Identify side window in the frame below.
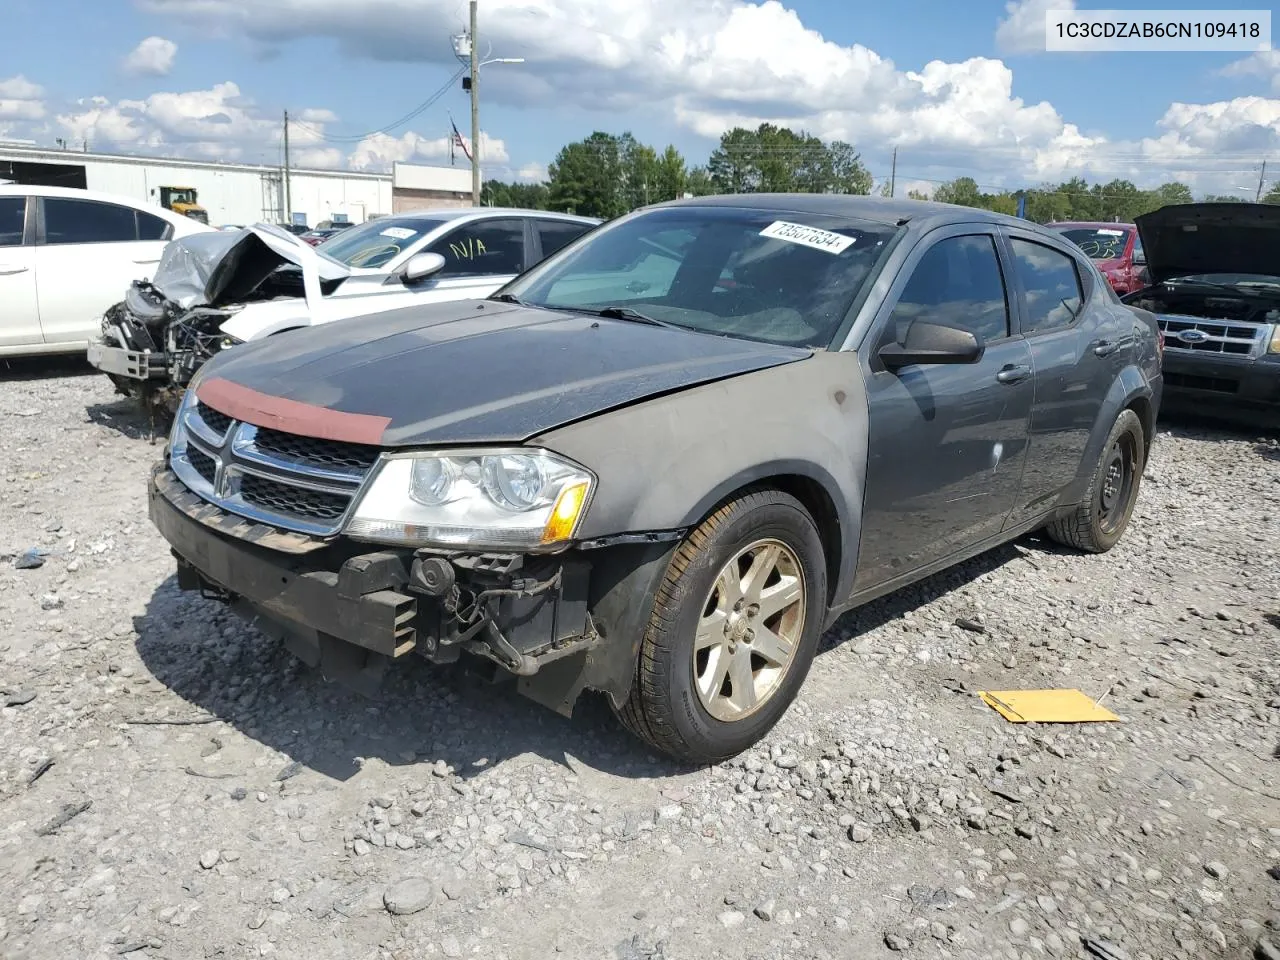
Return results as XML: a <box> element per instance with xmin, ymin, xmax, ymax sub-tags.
<box><xmin>427</xmin><ymin>219</ymin><xmax>525</xmax><ymax>277</ymax></box>
<box><xmin>888</xmin><ymin>234</ymin><xmax>1009</xmax><ymax>344</ymax></box>
<box><xmin>1132</xmin><ymin>234</ymin><xmax>1144</xmax><ymax>263</ymax></box>
<box><xmin>43</xmin><ymin>198</ymin><xmax>139</xmax><ymax>245</ymax></box>
<box><xmin>1010</xmin><ymin>238</ymin><xmax>1083</xmax><ymax>335</ymax></box>
<box><xmin>0</xmin><ymin>197</ymin><xmax>25</xmax><ymax>247</ymax></box>
<box><xmin>137</xmin><ymin>210</ymin><xmax>173</xmax><ymax>241</ymax></box>
<box><xmin>536</xmin><ymin>219</ymin><xmax>590</xmax><ymax>258</ymax></box>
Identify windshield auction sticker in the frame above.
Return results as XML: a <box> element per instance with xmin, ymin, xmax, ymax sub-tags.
<box><xmin>759</xmin><ymin>221</ymin><xmax>856</xmax><ymax>255</ymax></box>
<box><xmin>1045</xmin><ymin>9</ymin><xmax>1270</xmax><ymax>51</ymax></box>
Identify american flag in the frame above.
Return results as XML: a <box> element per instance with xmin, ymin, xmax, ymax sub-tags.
<box><xmin>450</xmin><ymin>117</ymin><xmax>473</xmax><ymax>162</ymax></box>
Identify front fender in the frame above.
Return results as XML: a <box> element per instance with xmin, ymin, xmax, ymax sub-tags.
<box><xmin>535</xmin><ymin>352</ymin><xmax>869</xmax><ymax>604</ymax></box>
<box><xmin>218</xmin><ymin>301</ymin><xmax>314</xmax><ymax>342</ymax></box>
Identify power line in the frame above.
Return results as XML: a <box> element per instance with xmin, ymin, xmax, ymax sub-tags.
<box><xmin>288</xmin><ymin>66</ymin><xmax>466</xmax><ymax>144</ymax></box>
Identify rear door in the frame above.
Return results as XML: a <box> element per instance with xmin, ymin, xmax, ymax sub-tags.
<box><xmin>532</xmin><ymin>217</ymin><xmax>593</xmax><ymax>263</ymax></box>
<box><xmin>855</xmin><ymin>229</ymin><xmax>1034</xmax><ymax>591</ymax></box>
<box><xmin>0</xmin><ymin>196</ymin><xmax>41</xmax><ymax>348</ymax></box>
<box><xmin>35</xmin><ymin>196</ymin><xmax>168</xmax><ymax>344</ymax></box>
<box><xmin>1001</xmin><ymin>228</ymin><xmax>1121</xmax><ymax>527</ymax></box>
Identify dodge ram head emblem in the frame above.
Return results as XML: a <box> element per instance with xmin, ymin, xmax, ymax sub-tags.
<box><xmin>1175</xmin><ymin>329</ymin><xmax>1210</xmax><ymax>344</ymax></box>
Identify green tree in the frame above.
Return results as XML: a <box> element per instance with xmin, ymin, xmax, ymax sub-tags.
<box><xmin>825</xmin><ymin>141</ymin><xmax>873</xmax><ymax>195</ymax></box>
<box><xmin>1153</xmin><ymin>181</ymin><xmax>1193</xmax><ymax>206</ymax></box>
<box><xmin>546</xmin><ymin>132</ymin><xmax>625</xmax><ymax>219</ymax></box>
<box><xmin>1203</xmin><ymin>193</ymin><xmax>1247</xmax><ymax>202</ymax></box>
<box><xmin>932</xmin><ymin>177</ymin><xmax>983</xmax><ymax>207</ymax></box>
<box><xmin>1264</xmin><ymin>182</ymin><xmax>1280</xmax><ymax>204</ymax></box>
<box><xmin>619</xmin><ymin>134</ymin><xmax>660</xmax><ymax>210</ymax></box>
<box><xmin>653</xmin><ymin>145</ymin><xmax>688</xmax><ymax>202</ymax></box>
<box><xmin>685</xmin><ymin>165</ymin><xmax>715</xmax><ymax>197</ymax></box>
<box><xmin>906</xmin><ymin>188</ymin><xmax>930</xmax><ymax>201</ymax></box>
<box><xmin>480</xmin><ymin>180</ymin><xmax>549</xmax><ymax>209</ymax></box>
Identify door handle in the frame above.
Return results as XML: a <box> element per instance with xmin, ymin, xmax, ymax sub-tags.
<box><xmin>1092</xmin><ymin>339</ymin><xmax>1120</xmax><ymax>358</ymax></box>
<box><xmin>996</xmin><ymin>364</ymin><xmax>1031</xmax><ymax>385</ymax></box>
<box><xmin>0</xmin><ymin>265</ymin><xmax>29</xmax><ymax>275</ymax></box>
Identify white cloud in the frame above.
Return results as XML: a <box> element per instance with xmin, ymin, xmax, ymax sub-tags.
<box><xmin>1220</xmin><ymin>50</ymin><xmax>1280</xmax><ymax>93</ymax></box>
<box><xmin>0</xmin><ymin>75</ymin><xmax>46</xmax><ymax>121</ymax></box>
<box><xmin>348</xmin><ymin>130</ymin><xmax>509</xmax><ymax>172</ymax></box>
<box><xmin>516</xmin><ymin>162</ymin><xmax>549</xmax><ymax>183</ymax></box>
<box><xmin>995</xmin><ymin>0</ymin><xmax>1073</xmax><ymax>55</ymax></box>
<box><xmin>124</xmin><ymin>36</ymin><xmax>178</xmax><ymax>76</ymax></box>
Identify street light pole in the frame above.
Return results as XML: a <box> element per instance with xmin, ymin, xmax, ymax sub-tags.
<box><xmin>469</xmin><ymin>0</ymin><xmax>480</xmax><ymax>207</ymax></box>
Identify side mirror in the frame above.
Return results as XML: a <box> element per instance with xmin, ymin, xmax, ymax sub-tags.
<box><xmin>402</xmin><ymin>252</ymin><xmax>447</xmax><ymax>283</ymax></box>
<box><xmin>879</xmin><ymin>320</ymin><xmax>983</xmax><ymax>371</ymax></box>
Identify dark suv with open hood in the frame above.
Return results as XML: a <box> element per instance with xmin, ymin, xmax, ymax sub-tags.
<box><xmin>147</xmin><ymin>195</ymin><xmax>1162</xmax><ymax>763</ymax></box>
<box><xmin>1121</xmin><ymin>202</ymin><xmax>1280</xmax><ymax>424</ymax></box>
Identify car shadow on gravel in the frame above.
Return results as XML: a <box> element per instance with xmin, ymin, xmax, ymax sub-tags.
<box><xmin>134</xmin><ymin>537</ymin><xmax>1038</xmax><ymax>787</ymax></box>
<box><xmin>134</xmin><ymin>577</ymin><xmax>678</xmax><ymax>786</ymax></box>
<box><xmin>0</xmin><ymin>355</ymin><xmax>96</xmax><ymax>381</ymax></box>
<box><xmin>86</xmin><ymin>397</ymin><xmax>166</xmax><ymax>442</ymax></box>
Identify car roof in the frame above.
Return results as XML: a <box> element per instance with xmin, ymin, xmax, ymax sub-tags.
<box><xmin>1046</xmin><ymin>220</ymin><xmax>1135</xmax><ymax>229</ymax></box>
<box><xmin>381</xmin><ymin>207</ymin><xmax>601</xmax><ymax>225</ymax></box>
<box><xmin>0</xmin><ymin>183</ymin><xmax>189</xmax><ymax>220</ymax></box>
<box><xmin>650</xmin><ymin>193</ymin><xmax>1044</xmax><ymax>233</ymax></box>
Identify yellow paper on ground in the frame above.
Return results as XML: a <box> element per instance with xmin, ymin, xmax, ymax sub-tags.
<box><xmin>978</xmin><ymin>689</ymin><xmax>1119</xmax><ymax>723</ymax></box>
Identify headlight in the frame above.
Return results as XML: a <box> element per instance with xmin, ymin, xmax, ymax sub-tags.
<box><xmin>345</xmin><ymin>448</ymin><xmax>594</xmax><ymax>551</ymax></box>
<box><xmin>1269</xmin><ymin>324</ymin><xmax>1280</xmax><ymax>355</ymax></box>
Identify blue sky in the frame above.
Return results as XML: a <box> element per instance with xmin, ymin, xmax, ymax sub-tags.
<box><xmin>1</xmin><ymin>0</ymin><xmax>1277</xmax><ymax>197</ymax></box>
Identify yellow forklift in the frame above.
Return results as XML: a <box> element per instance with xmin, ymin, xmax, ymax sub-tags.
<box><xmin>157</xmin><ymin>185</ymin><xmax>209</xmax><ymax>224</ymax></box>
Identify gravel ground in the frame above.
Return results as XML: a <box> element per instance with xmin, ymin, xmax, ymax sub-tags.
<box><xmin>1</xmin><ymin>358</ymin><xmax>1278</xmax><ymax>960</ymax></box>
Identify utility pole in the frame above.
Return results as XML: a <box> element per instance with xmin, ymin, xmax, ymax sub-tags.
<box><xmin>469</xmin><ymin>0</ymin><xmax>481</xmax><ymax>206</ymax></box>
<box><xmin>1256</xmin><ymin>160</ymin><xmax>1267</xmax><ymax>202</ymax></box>
<box><xmin>282</xmin><ymin>110</ymin><xmax>293</xmax><ymax>224</ymax></box>
<box><xmin>889</xmin><ymin>147</ymin><xmax>897</xmax><ymax>198</ymax></box>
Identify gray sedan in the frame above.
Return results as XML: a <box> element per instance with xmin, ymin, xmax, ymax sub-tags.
<box><xmin>147</xmin><ymin>194</ymin><xmax>1163</xmax><ymax>763</ymax></box>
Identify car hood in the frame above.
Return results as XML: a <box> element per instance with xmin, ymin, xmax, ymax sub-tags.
<box><xmin>193</xmin><ymin>301</ymin><xmax>812</xmax><ymax>447</ymax></box>
<box><xmin>151</xmin><ymin>223</ymin><xmax>351</xmax><ymax>312</ymax></box>
<box><xmin>1134</xmin><ymin>203</ymin><xmax>1280</xmax><ymax>284</ymax></box>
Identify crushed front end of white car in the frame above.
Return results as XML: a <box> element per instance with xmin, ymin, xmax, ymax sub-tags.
<box><xmin>87</xmin><ymin>223</ymin><xmax>346</xmax><ymax>415</ymax></box>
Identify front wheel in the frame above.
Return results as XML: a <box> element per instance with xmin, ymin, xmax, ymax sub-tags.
<box><xmin>1046</xmin><ymin>408</ymin><xmax>1145</xmax><ymax>553</ymax></box>
<box><xmin>615</xmin><ymin>488</ymin><xmax>827</xmax><ymax>764</ymax></box>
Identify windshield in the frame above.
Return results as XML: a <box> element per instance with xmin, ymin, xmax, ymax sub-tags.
<box><xmin>317</xmin><ymin>216</ymin><xmax>446</xmax><ymax>269</ymax></box>
<box><xmin>502</xmin><ymin>206</ymin><xmax>900</xmax><ymax>348</ymax></box>
<box><xmin>1050</xmin><ymin>226</ymin><xmax>1132</xmax><ymax>261</ymax></box>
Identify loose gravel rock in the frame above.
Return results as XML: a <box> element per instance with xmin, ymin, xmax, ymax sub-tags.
<box><xmin>0</xmin><ymin>362</ymin><xmax>1278</xmax><ymax>960</ymax></box>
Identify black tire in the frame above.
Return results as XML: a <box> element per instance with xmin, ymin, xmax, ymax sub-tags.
<box><xmin>616</xmin><ymin>488</ymin><xmax>827</xmax><ymax>764</ymax></box>
<box><xmin>1046</xmin><ymin>408</ymin><xmax>1145</xmax><ymax>553</ymax></box>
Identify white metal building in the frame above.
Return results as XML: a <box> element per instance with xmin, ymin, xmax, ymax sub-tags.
<box><xmin>0</xmin><ymin>144</ymin><xmax>475</xmax><ymax>227</ymax></box>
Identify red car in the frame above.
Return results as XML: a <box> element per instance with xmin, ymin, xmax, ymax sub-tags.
<box><xmin>1046</xmin><ymin>221</ymin><xmax>1149</xmax><ymax>295</ymax></box>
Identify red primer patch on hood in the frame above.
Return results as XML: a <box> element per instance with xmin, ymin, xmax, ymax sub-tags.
<box><xmin>196</xmin><ymin>377</ymin><xmax>391</xmax><ymax>446</ymax></box>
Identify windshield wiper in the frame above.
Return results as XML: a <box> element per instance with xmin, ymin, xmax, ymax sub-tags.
<box><xmin>489</xmin><ymin>292</ymin><xmax>526</xmax><ymax>305</ymax></box>
<box><xmin>1163</xmin><ymin>278</ymin><xmax>1247</xmax><ymax>294</ymax></box>
<box><xmin>595</xmin><ymin>306</ymin><xmax>684</xmax><ymax>330</ymax></box>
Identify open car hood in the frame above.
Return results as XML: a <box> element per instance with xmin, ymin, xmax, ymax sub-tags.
<box><xmin>1134</xmin><ymin>203</ymin><xmax>1280</xmax><ymax>284</ymax></box>
<box><xmin>149</xmin><ymin>223</ymin><xmax>351</xmax><ymax>311</ymax></box>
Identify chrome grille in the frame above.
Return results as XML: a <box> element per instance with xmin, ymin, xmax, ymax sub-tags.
<box><xmin>169</xmin><ymin>398</ymin><xmax>381</xmax><ymax>537</ymax></box>
<box><xmin>1156</xmin><ymin>314</ymin><xmax>1269</xmax><ymax>357</ymax></box>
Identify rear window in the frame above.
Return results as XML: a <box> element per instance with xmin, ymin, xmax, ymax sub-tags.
<box><xmin>317</xmin><ymin>216</ymin><xmax>447</xmax><ymax>269</ymax></box>
<box><xmin>1050</xmin><ymin>226</ymin><xmax>1131</xmax><ymax>261</ymax></box>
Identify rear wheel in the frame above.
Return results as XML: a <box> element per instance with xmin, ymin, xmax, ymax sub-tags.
<box><xmin>1046</xmin><ymin>408</ymin><xmax>1145</xmax><ymax>553</ymax></box>
<box><xmin>616</xmin><ymin>489</ymin><xmax>827</xmax><ymax>764</ymax></box>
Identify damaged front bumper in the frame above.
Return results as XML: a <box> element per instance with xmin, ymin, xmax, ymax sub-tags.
<box><xmin>86</xmin><ymin>340</ymin><xmax>173</xmax><ymax>381</ymax></box>
<box><xmin>147</xmin><ymin>463</ymin><xmax>606</xmax><ymax>705</ymax></box>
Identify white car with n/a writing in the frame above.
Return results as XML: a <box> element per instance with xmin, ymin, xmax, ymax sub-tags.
<box><xmin>0</xmin><ymin>185</ymin><xmax>213</xmax><ymax>358</ymax></box>
<box><xmin>86</xmin><ymin>207</ymin><xmax>600</xmax><ymax>411</ymax></box>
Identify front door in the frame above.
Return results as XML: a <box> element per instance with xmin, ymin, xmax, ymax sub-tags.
<box><xmin>0</xmin><ymin>195</ymin><xmax>41</xmax><ymax>348</ymax></box>
<box><xmin>35</xmin><ymin>196</ymin><xmax>165</xmax><ymax>344</ymax></box>
<box><xmin>854</xmin><ymin>230</ymin><xmax>1034</xmax><ymax>593</ymax></box>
